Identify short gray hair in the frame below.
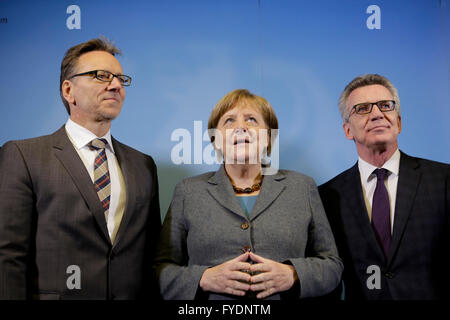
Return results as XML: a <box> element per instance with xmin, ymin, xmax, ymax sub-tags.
<box><xmin>338</xmin><ymin>74</ymin><xmax>401</xmax><ymax>122</ymax></box>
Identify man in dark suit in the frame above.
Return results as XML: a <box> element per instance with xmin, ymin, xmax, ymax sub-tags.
<box><xmin>319</xmin><ymin>74</ymin><xmax>449</xmax><ymax>300</ymax></box>
<box><xmin>0</xmin><ymin>38</ymin><xmax>161</xmax><ymax>299</ymax></box>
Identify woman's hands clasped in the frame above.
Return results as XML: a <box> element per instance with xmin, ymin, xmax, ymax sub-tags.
<box><xmin>247</xmin><ymin>252</ymin><xmax>299</xmax><ymax>299</ymax></box>
<box><xmin>199</xmin><ymin>252</ymin><xmax>252</xmax><ymax>296</ymax></box>
<box><xmin>199</xmin><ymin>251</ymin><xmax>299</xmax><ymax>298</ymax></box>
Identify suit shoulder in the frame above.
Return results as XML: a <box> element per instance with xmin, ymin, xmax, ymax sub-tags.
<box><xmin>113</xmin><ymin>139</ymin><xmax>156</xmax><ymax>164</ymax></box>
<box><xmin>2</xmin><ymin>133</ymin><xmax>54</xmax><ymax>148</ymax></box>
<box><xmin>400</xmin><ymin>152</ymin><xmax>449</xmax><ymax>176</ymax></box>
<box><xmin>277</xmin><ymin>169</ymin><xmax>316</xmax><ymax>186</ymax></box>
<box><xmin>319</xmin><ymin>166</ymin><xmax>355</xmax><ymax>191</ymax></box>
<box><xmin>113</xmin><ymin>139</ymin><xmax>147</xmax><ymax>156</ymax></box>
<box><xmin>180</xmin><ymin>171</ymin><xmax>216</xmax><ymax>185</ymax></box>
<box><xmin>1</xmin><ymin>133</ymin><xmax>55</xmax><ymax>157</ymax></box>
<box><xmin>414</xmin><ymin>156</ymin><xmax>449</xmax><ymax>171</ymax></box>
<box><xmin>170</xmin><ymin>171</ymin><xmax>216</xmax><ymax>196</ymax></box>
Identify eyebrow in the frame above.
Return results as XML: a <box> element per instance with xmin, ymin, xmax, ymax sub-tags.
<box><xmin>224</xmin><ymin>111</ymin><xmax>259</xmax><ymax>117</ymax></box>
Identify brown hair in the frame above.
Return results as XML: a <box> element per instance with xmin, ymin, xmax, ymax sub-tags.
<box><xmin>208</xmin><ymin>89</ymin><xmax>279</xmax><ymax>155</ymax></box>
<box><xmin>59</xmin><ymin>37</ymin><xmax>121</xmax><ymax>114</ymax></box>
<box><xmin>338</xmin><ymin>74</ymin><xmax>401</xmax><ymax>122</ymax></box>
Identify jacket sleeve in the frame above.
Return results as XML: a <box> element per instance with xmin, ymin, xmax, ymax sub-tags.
<box><xmin>287</xmin><ymin>177</ymin><xmax>344</xmax><ymax>298</ymax></box>
<box><xmin>0</xmin><ymin>141</ymin><xmax>34</xmax><ymax>299</ymax></box>
<box><xmin>142</xmin><ymin>155</ymin><xmax>162</xmax><ymax>299</ymax></box>
<box><xmin>153</xmin><ymin>179</ymin><xmax>209</xmax><ymax>300</ymax></box>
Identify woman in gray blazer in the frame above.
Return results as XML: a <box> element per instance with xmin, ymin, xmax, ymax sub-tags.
<box><xmin>154</xmin><ymin>89</ymin><xmax>343</xmax><ymax>300</ymax></box>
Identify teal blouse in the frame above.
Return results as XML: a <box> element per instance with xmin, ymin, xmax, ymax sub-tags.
<box><xmin>236</xmin><ymin>195</ymin><xmax>258</xmax><ymax>218</ymax></box>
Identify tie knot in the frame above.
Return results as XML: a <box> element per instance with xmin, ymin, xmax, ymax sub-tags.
<box><xmin>373</xmin><ymin>168</ymin><xmax>389</xmax><ymax>181</ymax></box>
<box><xmin>90</xmin><ymin>138</ymin><xmax>108</xmax><ymax>151</ymax></box>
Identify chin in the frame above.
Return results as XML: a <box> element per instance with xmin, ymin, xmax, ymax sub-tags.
<box><xmin>365</xmin><ymin>132</ymin><xmax>396</xmax><ymax>143</ymax></box>
<box><xmin>98</xmin><ymin>107</ymin><xmax>122</xmax><ymax>121</ymax></box>
<box><xmin>364</xmin><ymin>139</ymin><xmax>397</xmax><ymax>151</ymax></box>
<box><xmin>230</xmin><ymin>153</ymin><xmax>260</xmax><ymax>165</ymax></box>
<box><xmin>96</xmin><ymin>112</ymin><xmax>119</xmax><ymax>121</ymax></box>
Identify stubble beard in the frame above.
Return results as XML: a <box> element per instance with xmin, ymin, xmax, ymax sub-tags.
<box><xmin>95</xmin><ymin>112</ymin><xmax>117</xmax><ymax>122</ymax></box>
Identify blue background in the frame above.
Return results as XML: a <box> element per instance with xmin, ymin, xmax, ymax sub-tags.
<box><xmin>1</xmin><ymin>0</ymin><xmax>449</xmax><ymax>217</ymax></box>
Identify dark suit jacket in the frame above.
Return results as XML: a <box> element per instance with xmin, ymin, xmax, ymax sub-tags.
<box><xmin>0</xmin><ymin>126</ymin><xmax>161</xmax><ymax>299</ymax></box>
<box><xmin>319</xmin><ymin>151</ymin><xmax>450</xmax><ymax>300</ymax></box>
<box><xmin>155</xmin><ymin>165</ymin><xmax>343</xmax><ymax>300</ymax></box>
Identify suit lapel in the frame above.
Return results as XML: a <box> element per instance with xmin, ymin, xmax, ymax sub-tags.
<box><xmin>342</xmin><ymin>164</ymin><xmax>386</xmax><ymax>261</ymax></box>
<box><xmin>249</xmin><ymin>171</ymin><xmax>286</xmax><ymax>221</ymax></box>
<box><xmin>52</xmin><ymin>126</ymin><xmax>111</xmax><ymax>243</ymax></box>
<box><xmin>109</xmin><ymin>138</ymin><xmax>137</xmax><ymax>248</ymax></box>
<box><xmin>206</xmin><ymin>165</ymin><xmax>249</xmax><ymax>220</ymax></box>
<box><xmin>387</xmin><ymin>152</ymin><xmax>421</xmax><ymax>264</ymax></box>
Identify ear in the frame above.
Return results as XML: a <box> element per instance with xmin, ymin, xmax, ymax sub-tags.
<box><xmin>397</xmin><ymin>115</ymin><xmax>402</xmax><ymax>134</ymax></box>
<box><xmin>343</xmin><ymin>121</ymin><xmax>354</xmax><ymax>141</ymax></box>
<box><xmin>264</xmin><ymin>128</ymin><xmax>270</xmax><ymax>149</ymax></box>
<box><xmin>258</xmin><ymin>128</ymin><xmax>269</xmax><ymax>150</ymax></box>
<box><xmin>213</xmin><ymin>139</ymin><xmax>224</xmax><ymax>162</ymax></box>
<box><xmin>213</xmin><ymin>139</ymin><xmax>222</xmax><ymax>153</ymax></box>
<box><xmin>61</xmin><ymin>80</ymin><xmax>75</xmax><ymax>106</ymax></box>
<box><xmin>212</xmin><ymin>129</ymin><xmax>223</xmax><ymax>151</ymax></box>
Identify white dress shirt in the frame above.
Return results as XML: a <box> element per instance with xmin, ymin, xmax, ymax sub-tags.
<box><xmin>65</xmin><ymin>118</ymin><xmax>122</xmax><ymax>239</ymax></box>
<box><xmin>358</xmin><ymin>149</ymin><xmax>400</xmax><ymax>234</ymax></box>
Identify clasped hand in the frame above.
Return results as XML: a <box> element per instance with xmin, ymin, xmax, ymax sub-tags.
<box><xmin>199</xmin><ymin>251</ymin><xmax>298</xmax><ymax>299</ymax></box>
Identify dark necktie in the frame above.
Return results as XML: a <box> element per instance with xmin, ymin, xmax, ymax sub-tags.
<box><xmin>372</xmin><ymin>168</ymin><xmax>391</xmax><ymax>257</ymax></box>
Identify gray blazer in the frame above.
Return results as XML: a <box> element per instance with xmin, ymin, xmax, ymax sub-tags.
<box><xmin>154</xmin><ymin>165</ymin><xmax>343</xmax><ymax>300</ymax></box>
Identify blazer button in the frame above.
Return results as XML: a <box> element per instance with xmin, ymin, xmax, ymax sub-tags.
<box><xmin>241</xmin><ymin>222</ymin><xmax>249</xmax><ymax>230</ymax></box>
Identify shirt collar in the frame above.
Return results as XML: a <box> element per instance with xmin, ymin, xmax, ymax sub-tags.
<box><xmin>358</xmin><ymin>149</ymin><xmax>400</xmax><ymax>182</ymax></box>
<box><xmin>65</xmin><ymin>118</ymin><xmax>115</xmax><ymax>153</ymax></box>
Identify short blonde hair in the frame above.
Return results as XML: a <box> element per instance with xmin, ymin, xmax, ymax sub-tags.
<box><xmin>208</xmin><ymin>89</ymin><xmax>279</xmax><ymax>155</ymax></box>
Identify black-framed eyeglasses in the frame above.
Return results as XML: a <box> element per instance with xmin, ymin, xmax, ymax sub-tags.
<box><xmin>349</xmin><ymin>100</ymin><xmax>395</xmax><ymax>118</ymax></box>
<box><xmin>69</xmin><ymin>70</ymin><xmax>132</xmax><ymax>86</ymax></box>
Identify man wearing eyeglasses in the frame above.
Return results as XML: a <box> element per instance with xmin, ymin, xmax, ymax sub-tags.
<box><xmin>318</xmin><ymin>74</ymin><xmax>449</xmax><ymax>300</ymax></box>
<box><xmin>0</xmin><ymin>38</ymin><xmax>161</xmax><ymax>299</ymax></box>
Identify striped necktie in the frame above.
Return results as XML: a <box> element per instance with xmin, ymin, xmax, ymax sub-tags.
<box><xmin>90</xmin><ymin>138</ymin><xmax>111</xmax><ymax>221</ymax></box>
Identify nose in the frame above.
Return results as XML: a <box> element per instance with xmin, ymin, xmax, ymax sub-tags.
<box><xmin>234</xmin><ymin>119</ymin><xmax>248</xmax><ymax>133</ymax></box>
<box><xmin>369</xmin><ymin>104</ymin><xmax>384</xmax><ymax>120</ymax></box>
<box><xmin>107</xmin><ymin>76</ymin><xmax>123</xmax><ymax>91</ymax></box>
